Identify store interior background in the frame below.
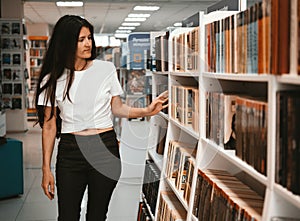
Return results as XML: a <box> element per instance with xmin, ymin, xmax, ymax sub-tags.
<box><xmin>0</xmin><ymin>0</ymin><xmax>260</xmax><ymax>220</ymax></box>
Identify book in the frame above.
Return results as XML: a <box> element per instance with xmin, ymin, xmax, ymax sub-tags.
<box><xmin>298</xmin><ymin>0</ymin><xmax>300</xmax><ymax>75</ymax></box>
<box><xmin>219</xmin><ymin>93</ymin><xmax>237</xmax><ymax>149</ymax></box>
<box><xmin>192</xmin><ymin>88</ymin><xmax>199</xmax><ymax>132</ymax></box>
<box><xmin>194</xmin><ymin>169</ymin><xmax>264</xmax><ymax>220</ymax></box>
<box><xmin>142</xmin><ymin>159</ymin><xmax>161</xmax><ymax>216</ymax></box>
<box><xmin>158</xmin><ymin>191</ymin><xmax>187</xmax><ymax>221</ymax></box>
<box><xmin>183</xmin><ymin>158</ymin><xmax>194</xmax><ymax>204</ymax></box>
<box><xmin>276</xmin><ymin>91</ymin><xmax>300</xmax><ymax>195</ymax></box>
<box><xmin>1</xmin><ymin>22</ymin><xmax>10</xmax><ymax>34</ymax></box>
<box><xmin>12</xmin><ymin>97</ymin><xmax>22</xmax><ymax>109</ymax></box>
<box><xmin>175</xmin><ymin>147</ymin><xmax>195</xmax><ymax>190</ymax></box>
<box><xmin>11</xmin><ymin>22</ymin><xmax>21</xmax><ymax>34</ymax></box>
<box><xmin>126</xmin><ymin>69</ymin><xmax>145</xmax><ymax>94</ymax></box>
<box><xmin>156</xmin><ymin>124</ymin><xmax>167</xmax><ymax>155</ymax></box>
<box><xmin>258</xmin><ymin>1</ymin><xmax>270</xmax><ymax>74</ymax></box>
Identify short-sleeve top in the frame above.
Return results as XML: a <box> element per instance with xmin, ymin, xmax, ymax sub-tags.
<box><xmin>38</xmin><ymin>60</ymin><xmax>123</xmax><ymax>133</ymax></box>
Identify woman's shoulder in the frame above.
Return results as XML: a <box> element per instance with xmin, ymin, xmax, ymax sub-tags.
<box><xmin>92</xmin><ymin>59</ymin><xmax>115</xmax><ymax>70</ymax></box>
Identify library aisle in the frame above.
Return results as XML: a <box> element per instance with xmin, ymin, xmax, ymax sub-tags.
<box><xmin>0</xmin><ymin>121</ymin><xmax>142</xmax><ymax>221</ymax></box>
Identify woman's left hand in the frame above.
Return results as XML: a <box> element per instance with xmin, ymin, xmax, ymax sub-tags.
<box><xmin>146</xmin><ymin>90</ymin><xmax>168</xmax><ymax>116</ymax></box>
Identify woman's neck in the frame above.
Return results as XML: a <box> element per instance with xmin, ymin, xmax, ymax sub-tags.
<box><xmin>75</xmin><ymin>59</ymin><xmax>88</xmax><ymax>71</ymax></box>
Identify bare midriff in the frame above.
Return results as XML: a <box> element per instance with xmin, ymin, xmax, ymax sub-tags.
<box><xmin>71</xmin><ymin>127</ymin><xmax>114</xmax><ymax>136</ymax></box>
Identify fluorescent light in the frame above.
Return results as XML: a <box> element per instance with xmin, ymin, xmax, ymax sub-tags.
<box><xmin>173</xmin><ymin>22</ymin><xmax>182</xmax><ymax>27</ymax></box>
<box><xmin>56</xmin><ymin>1</ymin><xmax>83</xmax><ymax>7</ymax></box>
<box><xmin>125</xmin><ymin>17</ymin><xmax>147</xmax><ymax>22</ymax></box>
<box><xmin>122</xmin><ymin>22</ymin><xmax>140</xmax><ymax>26</ymax></box>
<box><xmin>115</xmin><ymin>30</ymin><xmax>132</xmax><ymax>33</ymax></box>
<box><xmin>118</xmin><ymin>26</ymin><xmax>136</xmax><ymax>30</ymax></box>
<box><xmin>115</xmin><ymin>33</ymin><xmax>129</xmax><ymax>39</ymax></box>
<box><xmin>133</xmin><ymin>6</ymin><xmax>160</xmax><ymax>11</ymax></box>
<box><xmin>128</xmin><ymin>13</ymin><xmax>151</xmax><ymax>18</ymax></box>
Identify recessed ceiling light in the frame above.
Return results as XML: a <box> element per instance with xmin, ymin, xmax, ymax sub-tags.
<box><xmin>133</xmin><ymin>6</ymin><xmax>160</xmax><ymax>11</ymax></box>
<box><xmin>125</xmin><ymin>17</ymin><xmax>147</xmax><ymax>22</ymax></box>
<box><xmin>128</xmin><ymin>13</ymin><xmax>151</xmax><ymax>18</ymax></box>
<box><xmin>116</xmin><ymin>30</ymin><xmax>132</xmax><ymax>34</ymax></box>
<box><xmin>56</xmin><ymin>1</ymin><xmax>84</xmax><ymax>7</ymax></box>
<box><xmin>115</xmin><ymin>33</ymin><xmax>129</xmax><ymax>39</ymax></box>
<box><xmin>118</xmin><ymin>27</ymin><xmax>136</xmax><ymax>30</ymax></box>
<box><xmin>173</xmin><ymin>22</ymin><xmax>182</xmax><ymax>27</ymax></box>
<box><xmin>121</xmin><ymin>22</ymin><xmax>141</xmax><ymax>26</ymax></box>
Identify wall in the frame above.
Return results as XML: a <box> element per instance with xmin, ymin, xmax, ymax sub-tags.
<box><xmin>1</xmin><ymin>0</ymin><xmax>23</xmax><ymax>18</ymax></box>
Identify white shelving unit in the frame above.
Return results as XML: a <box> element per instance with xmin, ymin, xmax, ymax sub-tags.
<box><xmin>142</xmin><ymin>2</ymin><xmax>300</xmax><ymax>220</ymax></box>
<box><xmin>0</xmin><ymin>18</ymin><xmax>28</xmax><ymax>132</ymax></box>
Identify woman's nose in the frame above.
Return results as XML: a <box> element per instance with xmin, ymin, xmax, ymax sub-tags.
<box><xmin>84</xmin><ymin>38</ymin><xmax>91</xmax><ymax>46</ymax></box>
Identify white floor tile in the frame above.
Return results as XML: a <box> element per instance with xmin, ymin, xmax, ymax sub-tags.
<box><xmin>15</xmin><ymin>201</ymin><xmax>58</xmax><ymax>221</ymax></box>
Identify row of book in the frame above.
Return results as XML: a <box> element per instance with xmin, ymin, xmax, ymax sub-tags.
<box><xmin>155</xmin><ymin>32</ymin><xmax>169</xmax><ymax>72</ymax></box>
<box><xmin>172</xmin><ymin>27</ymin><xmax>200</xmax><ymax>72</ymax></box>
<box><xmin>29</xmin><ymin>48</ymin><xmax>45</xmax><ymax>58</ymax></box>
<box><xmin>157</xmin><ymin>191</ymin><xmax>187</xmax><ymax>221</ymax></box>
<box><xmin>171</xmin><ymin>85</ymin><xmax>199</xmax><ymax>133</ymax></box>
<box><xmin>137</xmin><ymin>201</ymin><xmax>152</xmax><ymax>221</ymax></box>
<box><xmin>1</xmin><ymin>97</ymin><xmax>22</xmax><ymax>109</ymax></box>
<box><xmin>29</xmin><ymin>58</ymin><xmax>43</xmax><ymax>67</ymax></box>
<box><xmin>2</xmin><ymin>83</ymin><xmax>22</xmax><ymax>95</ymax></box>
<box><xmin>2</xmin><ymin>53</ymin><xmax>22</xmax><ymax>66</ymax></box>
<box><xmin>192</xmin><ymin>169</ymin><xmax>264</xmax><ymax>221</ymax></box>
<box><xmin>1</xmin><ymin>37</ymin><xmax>22</xmax><ymax>50</ymax></box>
<box><xmin>30</xmin><ymin>39</ymin><xmax>47</xmax><ymax>48</ymax></box>
<box><xmin>165</xmin><ymin>140</ymin><xmax>197</xmax><ymax>201</ymax></box>
<box><xmin>206</xmin><ymin>92</ymin><xmax>268</xmax><ymax>175</ymax></box>
<box><xmin>142</xmin><ymin>159</ymin><xmax>161</xmax><ymax>216</ymax></box>
<box><xmin>276</xmin><ymin>91</ymin><xmax>300</xmax><ymax>195</ymax></box>
<box><xmin>0</xmin><ymin>21</ymin><xmax>21</xmax><ymax>35</ymax></box>
<box><xmin>205</xmin><ymin>0</ymin><xmax>293</xmax><ymax>75</ymax></box>
<box><xmin>2</xmin><ymin>68</ymin><xmax>23</xmax><ymax>81</ymax></box>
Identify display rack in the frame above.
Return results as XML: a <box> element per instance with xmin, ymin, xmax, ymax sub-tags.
<box><xmin>27</xmin><ymin>35</ymin><xmax>48</xmax><ymax>120</ymax></box>
<box><xmin>141</xmin><ymin>0</ymin><xmax>300</xmax><ymax>220</ymax></box>
<box><xmin>0</xmin><ymin>18</ymin><xmax>28</xmax><ymax>132</ymax></box>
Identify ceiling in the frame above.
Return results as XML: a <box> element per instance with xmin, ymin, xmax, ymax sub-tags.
<box><xmin>23</xmin><ymin>0</ymin><xmax>221</xmax><ymax>35</ymax></box>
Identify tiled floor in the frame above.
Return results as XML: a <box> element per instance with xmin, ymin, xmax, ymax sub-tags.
<box><xmin>0</xmin><ymin>122</ymin><xmax>142</xmax><ymax>221</ymax></box>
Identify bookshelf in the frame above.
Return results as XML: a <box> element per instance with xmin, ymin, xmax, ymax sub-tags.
<box><xmin>27</xmin><ymin>35</ymin><xmax>48</xmax><ymax>120</ymax></box>
<box><xmin>0</xmin><ymin>19</ymin><xmax>28</xmax><ymax>132</ymax></box>
<box><xmin>141</xmin><ymin>0</ymin><xmax>300</xmax><ymax>220</ymax></box>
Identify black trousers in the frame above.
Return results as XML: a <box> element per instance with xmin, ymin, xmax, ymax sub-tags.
<box><xmin>56</xmin><ymin>130</ymin><xmax>121</xmax><ymax>221</ymax></box>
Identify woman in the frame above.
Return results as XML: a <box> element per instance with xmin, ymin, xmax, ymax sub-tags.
<box><xmin>35</xmin><ymin>15</ymin><xmax>168</xmax><ymax>221</ymax></box>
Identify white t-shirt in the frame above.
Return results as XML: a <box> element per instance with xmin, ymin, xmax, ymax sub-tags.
<box><xmin>38</xmin><ymin>60</ymin><xmax>123</xmax><ymax>133</ymax></box>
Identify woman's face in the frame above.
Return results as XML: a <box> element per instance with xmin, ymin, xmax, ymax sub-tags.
<box><xmin>76</xmin><ymin>26</ymin><xmax>92</xmax><ymax>60</ymax></box>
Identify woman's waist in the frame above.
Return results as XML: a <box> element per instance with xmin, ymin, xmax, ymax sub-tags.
<box><xmin>61</xmin><ymin>120</ymin><xmax>114</xmax><ymax>135</ymax></box>
<box><xmin>70</xmin><ymin>127</ymin><xmax>114</xmax><ymax>136</ymax></box>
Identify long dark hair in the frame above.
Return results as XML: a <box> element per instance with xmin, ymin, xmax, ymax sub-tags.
<box><xmin>34</xmin><ymin>15</ymin><xmax>97</xmax><ymax>137</ymax></box>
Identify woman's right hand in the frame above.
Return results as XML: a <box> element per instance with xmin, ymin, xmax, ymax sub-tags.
<box><xmin>41</xmin><ymin>169</ymin><xmax>55</xmax><ymax>200</ymax></box>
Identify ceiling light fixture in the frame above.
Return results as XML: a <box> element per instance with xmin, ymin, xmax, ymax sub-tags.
<box><xmin>118</xmin><ymin>27</ymin><xmax>136</xmax><ymax>30</ymax></box>
<box><xmin>115</xmin><ymin>33</ymin><xmax>129</xmax><ymax>39</ymax></box>
<box><xmin>173</xmin><ymin>22</ymin><xmax>182</xmax><ymax>27</ymax></box>
<box><xmin>133</xmin><ymin>6</ymin><xmax>160</xmax><ymax>11</ymax></box>
<box><xmin>128</xmin><ymin>13</ymin><xmax>151</xmax><ymax>18</ymax></box>
<box><xmin>121</xmin><ymin>22</ymin><xmax>141</xmax><ymax>26</ymax></box>
<box><xmin>56</xmin><ymin>1</ymin><xmax>83</xmax><ymax>7</ymax></box>
<box><xmin>125</xmin><ymin>17</ymin><xmax>147</xmax><ymax>22</ymax></box>
<box><xmin>115</xmin><ymin>30</ymin><xmax>132</xmax><ymax>34</ymax></box>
